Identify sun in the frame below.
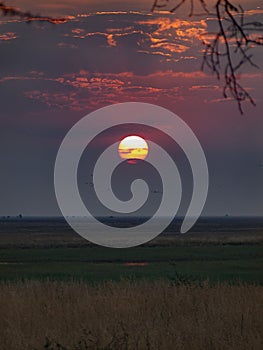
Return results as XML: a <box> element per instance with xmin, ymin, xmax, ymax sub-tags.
<box><xmin>118</xmin><ymin>135</ymin><xmax>148</xmax><ymax>160</ymax></box>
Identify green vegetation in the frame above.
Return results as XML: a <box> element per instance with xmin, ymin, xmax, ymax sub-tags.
<box><xmin>0</xmin><ymin>244</ymin><xmax>262</xmax><ymax>284</ymax></box>
<box><xmin>0</xmin><ymin>219</ymin><xmax>262</xmax><ymax>284</ymax></box>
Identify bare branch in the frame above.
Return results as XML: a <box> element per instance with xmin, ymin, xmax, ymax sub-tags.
<box><xmin>152</xmin><ymin>0</ymin><xmax>263</xmax><ymax>113</ymax></box>
<box><xmin>0</xmin><ymin>2</ymin><xmax>66</xmax><ymax>24</ymax></box>
<box><xmin>152</xmin><ymin>0</ymin><xmax>211</xmax><ymax>16</ymax></box>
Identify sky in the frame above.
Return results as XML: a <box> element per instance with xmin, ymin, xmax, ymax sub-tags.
<box><xmin>1</xmin><ymin>0</ymin><xmax>263</xmax><ymax>217</ymax></box>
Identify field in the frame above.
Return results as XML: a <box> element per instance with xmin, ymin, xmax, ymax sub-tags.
<box><xmin>0</xmin><ymin>217</ymin><xmax>263</xmax><ymax>284</ymax></box>
<box><xmin>0</xmin><ymin>217</ymin><xmax>262</xmax><ymax>349</ymax></box>
<box><xmin>0</xmin><ymin>280</ymin><xmax>262</xmax><ymax>350</ymax></box>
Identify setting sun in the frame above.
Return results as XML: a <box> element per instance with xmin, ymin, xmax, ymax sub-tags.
<box><xmin>118</xmin><ymin>135</ymin><xmax>148</xmax><ymax>160</ymax></box>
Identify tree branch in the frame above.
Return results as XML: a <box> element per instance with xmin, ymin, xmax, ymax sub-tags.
<box><xmin>0</xmin><ymin>2</ymin><xmax>66</xmax><ymax>24</ymax></box>
<box><xmin>152</xmin><ymin>0</ymin><xmax>263</xmax><ymax>114</ymax></box>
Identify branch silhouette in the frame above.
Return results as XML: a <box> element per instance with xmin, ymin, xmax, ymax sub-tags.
<box><xmin>152</xmin><ymin>0</ymin><xmax>263</xmax><ymax>113</ymax></box>
<box><xmin>0</xmin><ymin>2</ymin><xmax>66</xmax><ymax>23</ymax></box>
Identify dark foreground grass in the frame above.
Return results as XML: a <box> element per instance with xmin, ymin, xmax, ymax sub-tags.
<box><xmin>0</xmin><ymin>280</ymin><xmax>262</xmax><ymax>350</ymax></box>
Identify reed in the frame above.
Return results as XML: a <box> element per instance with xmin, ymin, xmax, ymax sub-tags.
<box><xmin>0</xmin><ymin>280</ymin><xmax>262</xmax><ymax>349</ymax></box>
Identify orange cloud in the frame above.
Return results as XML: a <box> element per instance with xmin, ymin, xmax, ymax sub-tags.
<box><xmin>0</xmin><ymin>32</ymin><xmax>18</xmax><ymax>41</ymax></box>
<box><xmin>107</xmin><ymin>34</ymin><xmax>117</xmax><ymax>47</ymax></box>
<box><xmin>137</xmin><ymin>17</ymin><xmax>207</xmax><ymax>57</ymax></box>
<box><xmin>21</xmin><ymin>69</ymin><xmax>210</xmax><ymax>112</ymax></box>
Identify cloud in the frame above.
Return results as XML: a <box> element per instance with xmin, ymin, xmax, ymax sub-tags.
<box><xmin>0</xmin><ymin>10</ymin><xmax>261</xmax><ymax>115</ymax></box>
<box><xmin>136</xmin><ymin>16</ymin><xmax>207</xmax><ymax>57</ymax></box>
<box><xmin>189</xmin><ymin>85</ymin><xmax>220</xmax><ymax>91</ymax></box>
<box><xmin>16</xmin><ymin>69</ymin><xmax>211</xmax><ymax>111</ymax></box>
<box><xmin>0</xmin><ymin>32</ymin><xmax>18</xmax><ymax>41</ymax></box>
<box><xmin>0</xmin><ymin>11</ymin><xmax>208</xmax><ymax>80</ymax></box>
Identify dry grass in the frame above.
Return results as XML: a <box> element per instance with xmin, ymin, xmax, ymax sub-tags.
<box><xmin>0</xmin><ymin>280</ymin><xmax>262</xmax><ymax>349</ymax></box>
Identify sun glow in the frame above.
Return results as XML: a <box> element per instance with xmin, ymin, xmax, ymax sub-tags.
<box><xmin>118</xmin><ymin>135</ymin><xmax>148</xmax><ymax>160</ymax></box>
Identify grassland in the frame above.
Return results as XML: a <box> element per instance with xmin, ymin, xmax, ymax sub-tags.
<box><xmin>0</xmin><ymin>244</ymin><xmax>262</xmax><ymax>284</ymax></box>
<box><xmin>0</xmin><ymin>280</ymin><xmax>262</xmax><ymax>350</ymax></box>
<box><xmin>0</xmin><ymin>218</ymin><xmax>262</xmax><ymax>349</ymax></box>
<box><xmin>0</xmin><ymin>218</ymin><xmax>262</xmax><ymax>284</ymax></box>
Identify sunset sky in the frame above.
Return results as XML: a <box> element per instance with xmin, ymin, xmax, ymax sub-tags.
<box><xmin>1</xmin><ymin>0</ymin><xmax>263</xmax><ymax>217</ymax></box>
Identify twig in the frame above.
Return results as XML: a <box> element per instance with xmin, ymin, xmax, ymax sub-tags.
<box><xmin>0</xmin><ymin>2</ymin><xmax>66</xmax><ymax>24</ymax></box>
<box><xmin>151</xmin><ymin>0</ymin><xmax>263</xmax><ymax>113</ymax></box>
